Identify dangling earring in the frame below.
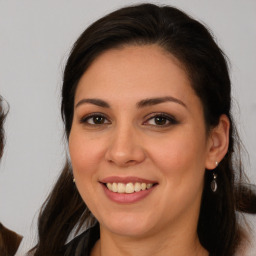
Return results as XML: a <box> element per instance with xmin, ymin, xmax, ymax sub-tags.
<box><xmin>211</xmin><ymin>161</ymin><xmax>218</xmax><ymax>192</ymax></box>
<box><xmin>211</xmin><ymin>173</ymin><xmax>217</xmax><ymax>192</ymax></box>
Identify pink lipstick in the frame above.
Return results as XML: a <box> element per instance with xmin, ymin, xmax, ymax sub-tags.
<box><xmin>100</xmin><ymin>176</ymin><xmax>158</xmax><ymax>204</ymax></box>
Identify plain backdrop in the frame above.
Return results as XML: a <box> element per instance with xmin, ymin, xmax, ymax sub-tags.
<box><xmin>0</xmin><ymin>0</ymin><xmax>255</xmax><ymax>255</ymax></box>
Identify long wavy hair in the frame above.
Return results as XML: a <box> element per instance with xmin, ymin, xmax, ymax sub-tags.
<box><xmin>30</xmin><ymin>4</ymin><xmax>256</xmax><ymax>256</ymax></box>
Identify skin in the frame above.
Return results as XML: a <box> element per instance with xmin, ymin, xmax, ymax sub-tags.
<box><xmin>69</xmin><ymin>45</ymin><xmax>229</xmax><ymax>256</ymax></box>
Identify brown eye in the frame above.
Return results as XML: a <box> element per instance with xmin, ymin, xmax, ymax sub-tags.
<box><xmin>154</xmin><ymin>116</ymin><xmax>168</xmax><ymax>125</ymax></box>
<box><xmin>145</xmin><ymin>113</ymin><xmax>178</xmax><ymax>127</ymax></box>
<box><xmin>92</xmin><ymin>116</ymin><xmax>105</xmax><ymax>124</ymax></box>
<box><xmin>80</xmin><ymin>113</ymin><xmax>110</xmax><ymax>125</ymax></box>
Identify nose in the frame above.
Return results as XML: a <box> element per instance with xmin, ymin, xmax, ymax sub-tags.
<box><xmin>105</xmin><ymin>125</ymin><xmax>146</xmax><ymax>167</ymax></box>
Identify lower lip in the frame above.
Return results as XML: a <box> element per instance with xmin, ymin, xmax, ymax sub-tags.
<box><xmin>101</xmin><ymin>183</ymin><xmax>156</xmax><ymax>204</ymax></box>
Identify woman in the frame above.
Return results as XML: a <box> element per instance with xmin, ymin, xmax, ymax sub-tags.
<box><xmin>0</xmin><ymin>97</ymin><xmax>23</xmax><ymax>256</ymax></box>
<box><xmin>30</xmin><ymin>4</ymin><xmax>256</xmax><ymax>256</ymax></box>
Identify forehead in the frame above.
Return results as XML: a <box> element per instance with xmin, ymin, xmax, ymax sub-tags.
<box><xmin>75</xmin><ymin>44</ymin><xmax>197</xmax><ymax>106</ymax></box>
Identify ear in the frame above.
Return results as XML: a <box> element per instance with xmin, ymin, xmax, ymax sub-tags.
<box><xmin>205</xmin><ymin>114</ymin><xmax>230</xmax><ymax>170</ymax></box>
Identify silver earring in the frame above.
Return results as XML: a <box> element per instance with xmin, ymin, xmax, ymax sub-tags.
<box><xmin>73</xmin><ymin>178</ymin><xmax>76</xmax><ymax>183</ymax></box>
<box><xmin>211</xmin><ymin>172</ymin><xmax>217</xmax><ymax>192</ymax></box>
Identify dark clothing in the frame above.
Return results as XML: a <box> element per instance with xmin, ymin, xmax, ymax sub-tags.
<box><xmin>63</xmin><ymin>224</ymin><xmax>100</xmax><ymax>256</ymax></box>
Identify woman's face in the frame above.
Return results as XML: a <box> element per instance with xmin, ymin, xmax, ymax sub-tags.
<box><xmin>69</xmin><ymin>45</ymin><xmax>213</xmax><ymax>238</ymax></box>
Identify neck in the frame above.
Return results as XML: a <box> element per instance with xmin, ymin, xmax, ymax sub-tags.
<box><xmin>91</xmin><ymin>224</ymin><xmax>208</xmax><ymax>256</ymax></box>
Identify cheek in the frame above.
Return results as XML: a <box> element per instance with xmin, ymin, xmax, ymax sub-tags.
<box><xmin>149</xmin><ymin>131</ymin><xmax>207</xmax><ymax>214</ymax></box>
<box><xmin>68</xmin><ymin>131</ymin><xmax>105</xmax><ymax>179</ymax></box>
<box><xmin>148</xmin><ymin>129</ymin><xmax>207</xmax><ymax>183</ymax></box>
<box><xmin>68</xmin><ymin>131</ymin><xmax>107</xmax><ymax>209</ymax></box>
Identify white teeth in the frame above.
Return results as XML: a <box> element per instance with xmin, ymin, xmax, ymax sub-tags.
<box><xmin>117</xmin><ymin>183</ymin><xmax>126</xmax><ymax>193</ymax></box>
<box><xmin>106</xmin><ymin>183</ymin><xmax>112</xmax><ymax>190</ymax></box>
<box><xmin>125</xmin><ymin>183</ymin><xmax>134</xmax><ymax>193</ymax></box>
<box><xmin>106</xmin><ymin>182</ymin><xmax>154</xmax><ymax>193</ymax></box>
<box><xmin>146</xmin><ymin>183</ymin><xmax>153</xmax><ymax>189</ymax></box>
<box><xmin>112</xmin><ymin>182</ymin><xmax>118</xmax><ymax>192</ymax></box>
<box><xmin>134</xmin><ymin>182</ymin><xmax>141</xmax><ymax>192</ymax></box>
<box><xmin>141</xmin><ymin>183</ymin><xmax>147</xmax><ymax>191</ymax></box>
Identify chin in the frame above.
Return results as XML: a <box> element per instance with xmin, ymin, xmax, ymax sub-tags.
<box><xmin>100</xmin><ymin>213</ymin><xmax>153</xmax><ymax>237</ymax></box>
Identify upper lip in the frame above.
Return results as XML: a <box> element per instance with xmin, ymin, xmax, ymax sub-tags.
<box><xmin>100</xmin><ymin>176</ymin><xmax>158</xmax><ymax>184</ymax></box>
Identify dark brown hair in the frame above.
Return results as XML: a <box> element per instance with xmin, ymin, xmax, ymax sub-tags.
<box><xmin>0</xmin><ymin>99</ymin><xmax>23</xmax><ymax>255</ymax></box>
<box><xmin>31</xmin><ymin>4</ymin><xmax>256</xmax><ymax>256</ymax></box>
<box><xmin>0</xmin><ymin>97</ymin><xmax>7</xmax><ymax>158</ymax></box>
<box><xmin>0</xmin><ymin>223</ymin><xmax>23</xmax><ymax>256</ymax></box>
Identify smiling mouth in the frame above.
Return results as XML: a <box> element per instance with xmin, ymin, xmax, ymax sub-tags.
<box><xmin>104</xmin><ymin>182</ymin><xmax>156</xmax><ymax>194</ymax></box>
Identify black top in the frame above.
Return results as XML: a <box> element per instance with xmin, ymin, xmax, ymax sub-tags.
<box><xmin>63</xmin><ymin>223</ymin><xmax>100</xmax><ymax>256</ymax></box>
<box><xmin>62</xmin><ymin>223</ymin><xmax>214</xmax><ymax>256</ymax></box>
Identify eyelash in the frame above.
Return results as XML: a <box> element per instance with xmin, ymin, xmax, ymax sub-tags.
<box><xmin>80</xmin><ymin>113</ymin><xmax>110</xmax><ymax>126</ymax></box>
<box><xmin>79</xmin><ymin>112</ymin><xmax>178</xmax><ymax>127</ymax></box>
<box><xmin>143</xmin><ymin>113</ymin><xmax>178</xmax><ymax>127</ymax></box>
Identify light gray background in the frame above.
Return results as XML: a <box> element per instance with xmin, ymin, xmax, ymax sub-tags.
<box><xmin>0</xmin><ymin>0</ymin><xmax>255</xmax><ymax>255</ymax></box>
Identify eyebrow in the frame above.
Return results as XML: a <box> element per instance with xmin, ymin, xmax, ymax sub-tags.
<box><xmin>137</xmin><ymin>96</ymin><xmax>187</xmax><ymax>108</ymax></box>
<box><xmin>75</xmin><ymin>98</ymin><xmax>110</xmax><ymax>108</ymax></box>
<box><xmin>75</xmin><ymin>96</ymin><xmax>186</xmax><ymax>109</ymax></box>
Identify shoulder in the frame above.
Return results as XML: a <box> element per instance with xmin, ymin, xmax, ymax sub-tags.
<box><xmin>62</xmin><ymin>223</ymin><xmax>100</xmax><ymax>256</ymax></box>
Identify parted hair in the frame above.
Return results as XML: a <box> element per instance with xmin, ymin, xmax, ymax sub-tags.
<box><xmin>30</xmin><ymin>4</ymin><xmax>256</xmax><ymax>256</ymax></box>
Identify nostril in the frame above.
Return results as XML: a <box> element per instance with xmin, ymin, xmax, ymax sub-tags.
<box><xmin>126</xmin><ymin>159</ymin><xmax>136</xmax><ymax>164</ymax></box>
